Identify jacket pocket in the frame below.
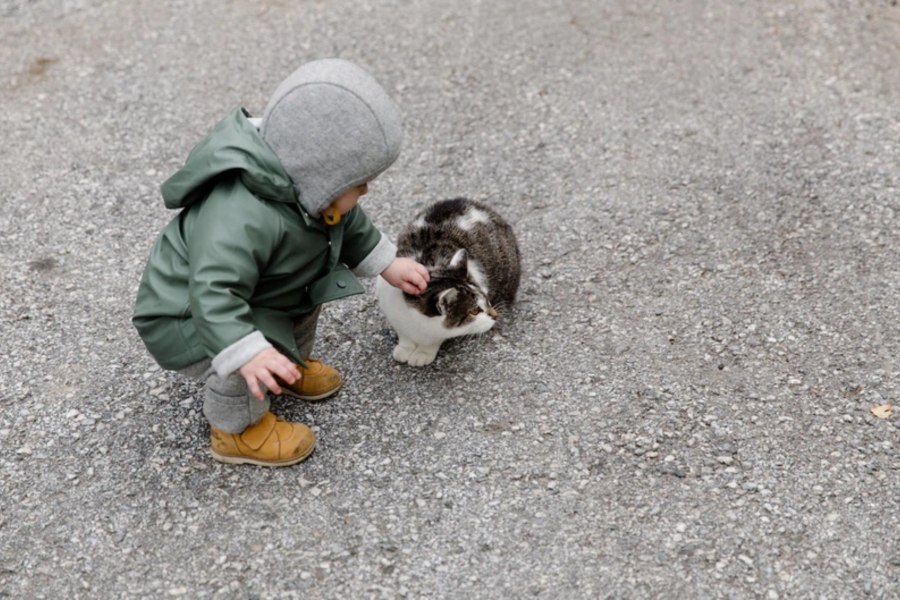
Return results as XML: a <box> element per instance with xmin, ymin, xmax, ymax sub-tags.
<box><xmin>133</xmin><ymin>316</ymin><xmax>206</xmax><ymax>370</ymax></box>
<box><xmin>303</xmin><ymin>265</ymin><xmax>365</xmax><ymax>310</ymax></box>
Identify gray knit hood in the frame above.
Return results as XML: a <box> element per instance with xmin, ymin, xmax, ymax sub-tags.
<box><xmin>259</xmin><ymin>59</ymin><xmax>403</xmax><ymax>217</ymax></box>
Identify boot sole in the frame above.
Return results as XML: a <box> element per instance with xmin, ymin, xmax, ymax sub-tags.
<box><xmin>211</xmin><ymin>441</ymin><xmax>316</xmax><ymax>467</ymax></box>
<box><xmin>280</xmin><ymin>380</ymin><xmax>343</xmax><ymax>402</ymax></box>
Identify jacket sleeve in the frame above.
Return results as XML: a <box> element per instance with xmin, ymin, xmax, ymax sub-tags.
<box><xmin>187</xmin><ymin>187</ymin><xmax>279</xmax><ymax>376</ymax></box>
<box><xmin>340</xmin><ymin>206</ymin><xmax>397</xmax><ymax>277</ymax></box>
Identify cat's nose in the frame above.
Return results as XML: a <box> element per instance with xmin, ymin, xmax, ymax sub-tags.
<box><xmin>487</xmin><ymin>306</ymin><xmax>498</xmax><ymax>318</ymax></box>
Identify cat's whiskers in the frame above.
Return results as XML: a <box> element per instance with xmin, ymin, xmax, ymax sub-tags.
<box><xmin>460</xmin><ymin>330</ymin><xmax>489</xmax><ymax>345</ymax></box>
<box><xmin>491</xmin><ymin>300</ymin><xmax>509</xmax><ymax>314</ymax></box>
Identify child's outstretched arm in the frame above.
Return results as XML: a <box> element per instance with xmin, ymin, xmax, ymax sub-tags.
<box><xmin>339</xmin><ymin>207</ymin><xmax>428</xmax><ymax>294</ymax></box>
<box><xmin>382</xmin><ymin>257</ymin><xmax>430</xmax><ymax>295</ymax></box>
<box><xmin>239</xmin><ymin>347</ymin><xmax>300</xmax><ymax>401</ymax></box>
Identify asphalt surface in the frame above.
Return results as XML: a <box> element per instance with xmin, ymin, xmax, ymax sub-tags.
<box><xmin>2</xmin><ymin>0</ymin><xmax>900</xmax><ymax>598</ymax></box>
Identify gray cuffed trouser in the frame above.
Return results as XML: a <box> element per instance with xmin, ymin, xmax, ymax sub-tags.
<box><xmin>177</xmin><ymin>307</ymin><xmax>321</xmax><ymax>434</ymax></box>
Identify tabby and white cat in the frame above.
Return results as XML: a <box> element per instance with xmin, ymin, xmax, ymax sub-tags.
<box><xmin>376</xmin><ymin>198</ymin><xmax>521</xmax><ymax>366</ymax></box>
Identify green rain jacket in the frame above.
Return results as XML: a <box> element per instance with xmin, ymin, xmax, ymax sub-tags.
<box><xmin>132</xmin><ymin>108</ymin><xmax>393</xmax><ymax>374</ymax></box>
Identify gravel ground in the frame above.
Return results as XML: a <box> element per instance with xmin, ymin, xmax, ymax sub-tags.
<box><xmin>2</xmin><ymin>0</ymin><xmax>900</xmax><ymax>598</ymax></box>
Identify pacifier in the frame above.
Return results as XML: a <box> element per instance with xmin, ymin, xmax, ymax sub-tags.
<box><xmin>323</xmin><ymin>205</ymin><xmax>341</xmax><ymax>226</ymax></box>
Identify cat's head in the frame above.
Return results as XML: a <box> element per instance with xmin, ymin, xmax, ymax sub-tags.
<box><xmin>404</xmin><ymin>249</ymin><xmax>498</xmax><ymax>334</ymax></box>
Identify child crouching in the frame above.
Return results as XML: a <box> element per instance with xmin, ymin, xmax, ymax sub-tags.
<box><xmin>133</xmin><ymin>59</ymin><xmax>429</xmax><ymax>467</ymax></box>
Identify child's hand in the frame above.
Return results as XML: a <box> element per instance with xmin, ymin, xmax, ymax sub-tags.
<box><xmin>238</xmin><ymin>348</ymin><xmax>300</xmax><ymax>400</ymax></box>
<box><xmin>382</xmin><ymin>257</ymin><xmax>430</xmax><ymax>295</ymax></box>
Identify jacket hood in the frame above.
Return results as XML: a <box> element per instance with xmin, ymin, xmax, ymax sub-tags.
<box><xmin>161</xmin><ymin>108</ymin><xmax>297</xmax><ymax>210</ymax></box>
<box><xmin>260</xmin><ymin>59</ymin><xmax>403</xmax><ymax>217</ymax></box>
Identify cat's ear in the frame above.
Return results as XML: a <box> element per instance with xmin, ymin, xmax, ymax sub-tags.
<box><xmin>449</xmin><ymin>249</ymin><xmax>468</xmax><ymax>275</ymax></box>
<box><xmin>437</xmin><ymin>288</ymin><xmax>458</xmax><ymax>315</ymax></box>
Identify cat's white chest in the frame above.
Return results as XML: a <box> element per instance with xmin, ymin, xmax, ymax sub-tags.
<box><xmin>375</xmin><ymin>276</ymin><xmax>447</xmax><ymax>345</ymax></box>
<box><xmin>376</xmin><ymin>276</ymin><xmax>497</xmax><ymax>367</ymax></box>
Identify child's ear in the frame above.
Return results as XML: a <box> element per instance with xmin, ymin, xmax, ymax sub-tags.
<box><xmin>437</xmin><ymin>288</ymin><xmax>458</xmax><ymax>315</ymax></box>
<box><xmin>448</xmin><ymin>249</ymin><xmax>468</xmax><ymax>276</ymax></box>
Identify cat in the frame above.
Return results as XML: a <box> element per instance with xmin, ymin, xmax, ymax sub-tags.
<box><xmin>376</xmin><ymin>198</ymin><xmax>521</xmax><ymax>366</ymax></box>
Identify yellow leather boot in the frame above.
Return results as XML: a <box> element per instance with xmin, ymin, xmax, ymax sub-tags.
<box><xmin>210</xmin><ymin>412</ymin><xmax>316</xmax><ymax>467</ymax></box>
<box><xmin>276</xmin><ymin>359</ymin><xmax>343</xmax><ymax>401</ymax></box>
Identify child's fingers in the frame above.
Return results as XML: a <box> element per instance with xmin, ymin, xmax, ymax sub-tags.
<box><xmin>416</xmin><ymin>264</ymin><xmax>430</xmax><ymax>281</ymax></box>
<box><xmin>271</xmin><ymin>360</ymin><xmax>298</xmax><ymax>384</ymax></box>
<box><xmin>406</xmin><ymin>271</ymin><xmax>428</xmax><ymax>292</ymax></box>
<box><xmin>246</xmin><ymin>375</ymin><xmax>265</xmax><ymax>401</ymax></box>
<box><xmin>259</xmin><ymin>370</ymin><xmax>282</xmax><ymax>396</ymax></box>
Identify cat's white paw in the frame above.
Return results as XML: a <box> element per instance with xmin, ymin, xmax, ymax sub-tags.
<box><xmin>407</xmin><ymin>346</ymin><xmax>439</xmax><ymax>367</ymax></box>
<box><xmin>392</xmin><ymin>341</ymin><xmax>417</xmax><ymax>363</ymax></box>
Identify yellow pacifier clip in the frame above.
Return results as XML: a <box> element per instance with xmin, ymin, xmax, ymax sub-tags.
<box><xmin>323</xmin><ymin>205</ymin><xmax>341</xmax><ymax>226</ymax></box>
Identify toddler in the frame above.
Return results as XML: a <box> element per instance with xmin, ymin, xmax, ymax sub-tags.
<box><xmin>133</xmin><ymin>59</ymin><xmax>429</xmax><ymax>467</ymax></box>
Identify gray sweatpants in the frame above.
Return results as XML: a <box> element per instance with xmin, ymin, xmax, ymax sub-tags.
<box><xmin>178</xmin><ymin>307</ymin><xmax>321</xmax><ymax>434</ymax></box>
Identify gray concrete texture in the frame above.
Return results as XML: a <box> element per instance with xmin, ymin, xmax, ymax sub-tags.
<box><xmin>2</xmin><ymin>0</ymin><xmax>900</xmax><ymax>598</ymax></box>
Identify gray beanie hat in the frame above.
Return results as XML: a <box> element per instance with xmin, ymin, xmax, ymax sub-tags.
<box><xmin>260</xmin><ymin>59</ymin><xmax>403</xmax><ymax>217</ymax></box>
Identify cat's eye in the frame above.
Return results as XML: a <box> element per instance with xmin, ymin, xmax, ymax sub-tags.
<box><xmin>469</xmin><ymin>308</ymin><xmax>482</xmax><ymax>316</ymax></box>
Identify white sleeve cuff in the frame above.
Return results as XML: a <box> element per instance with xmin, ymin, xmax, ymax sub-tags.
<box><xmin>211</xmin><ymin>331</ymin><xmax>273</xmax><ymax>378</ymax></box>
<box><xmin>352</xmin><ymin>233</ymin><xmax>397</xmax><ymax>278</ymax></box>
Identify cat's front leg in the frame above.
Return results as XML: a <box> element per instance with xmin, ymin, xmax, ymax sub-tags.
<box><xmin>406</xmin><ymin>344</ymin><xmax>441</xmax><ymax>367</ymax></box>
<box><xmin>392</xmin><ymin>338</ymin><xmax>419</xmax><ymax>364</ymax></box>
